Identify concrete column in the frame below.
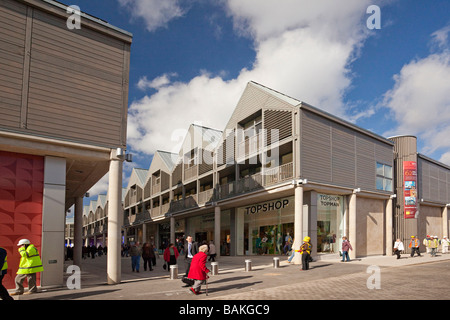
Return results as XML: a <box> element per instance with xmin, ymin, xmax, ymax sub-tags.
<box><xmin>349</xmin><ymin>192</ymin><xmax>357</xmax><ymax>260</ymax></box>
<box><xmin>41</xmin><ymin>156</ymin><xmax>66</xmax><ymax>287</ymax></box>
<box><xmin>170</xmin><ymin>216</ymin><xmax>175</xmax><ymax>244</ymax></box>
<box><xmin>385</xmin><ymin>196</ymin><xmax>394</xmax><ymax>256</ymax></box>
<box><xmin>293</xmin><ymin>185</ymin><xmax>303</xmax><ymax>264</ymax></box>
<box><xmin>73</xmin><ymin>196</ymin><xmax>84</xmax><ymax>268</ymax></box>
<box><xmin>443</xmin><ymin>206</ymin><xmax>449</xmax><ymax>237</ymax></box>
<box><xmin>214</xmin><ymin>205</ymin><xmax>221</xmax><ymax>258</ymax></box>
<box><xmin>107</xmin><ymin>150</ymin><xmax>123</xmax><ymax>285</ymax></box>
<box><xmin>142</xmin><ymin>223</ymin><xmax>147</xmax><ymax>243</ymax></box>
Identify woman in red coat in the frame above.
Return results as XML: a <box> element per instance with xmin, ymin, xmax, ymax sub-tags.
<box><xmin>163</xmin><ymin>243</ymin><xmax>179</xmax><ymax>272</ymax></box>
<box><xmin>187</xmin><ymin>244</ymin><xmax>210</xmax><ymax>294</ymax></box>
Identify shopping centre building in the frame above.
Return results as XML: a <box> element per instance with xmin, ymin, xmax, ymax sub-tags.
<box><xmin>0</xmin><ymin>0</ymin><xmax>132</xmax><ymax>289</ymax></box>
<box><xmin>83</xmin><ymin>81</ymin><xmax>450</xmax><ymax>264</ymax></box>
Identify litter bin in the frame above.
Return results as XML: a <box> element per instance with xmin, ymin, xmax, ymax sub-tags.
<box><xmin>245</xmin><ymin>259</ymin><xmax>252</xmax><ymax>272</ymax></box>
<box><xmin>211</xmin><ymin>262</ymin><xmax>219</xmax><ymax>275</ymax></box>
<box><xmin>273</xmin><ymin>257</ymin><xmax>280</xmax><ymax>268</ymax></box>
<box><xmin>170</xmin><ymin>264</ymin><xmax>178</xmax><ymax>280</ymax></box>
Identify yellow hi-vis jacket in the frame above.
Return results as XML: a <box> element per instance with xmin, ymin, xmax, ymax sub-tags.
<box><xmin>17</xmin><ymin>244</ymin><xmax>44</xmax><ymax>275</ymax></box>
<box><xmin>0</xmin><ymin>247</ymin><xmax>7</xmax><ymax>272</ymax></box>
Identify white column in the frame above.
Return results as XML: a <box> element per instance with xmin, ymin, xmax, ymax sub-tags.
<box><xmin>385</xmin><ymin>196</ymin><xmax>394</xmax><ymax>256</ymax></box>
<box><xmin>214</xmin><ymin>205</ymin><xmax>221</xmax><ymax>258</ymax></box>
<box><xmin>349</xmin><ymin>192</ymin><xmax>357</xmax><ymax>260</ymax></box>
<box><xmin>107</xmin><ymin>150</ymin><xmax>123</xmax><ymax>285</ymax></box>
<box><xmin>293</xmin><ymin>185</ymin><xmax>303</xmax><ymax>264</ymax></box>
<box><xmin>73</xmin><ymin>196</ymin><xmax>83</xmax><ymax>267</ymax></box>
<box><xmin>443</xmin><ymin>206</ymin><xmax>448</xmax><ymax>237</ymax></box>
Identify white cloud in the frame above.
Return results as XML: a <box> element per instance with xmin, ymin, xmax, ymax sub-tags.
<box><xmin>118</xmin><ymin>0</ymin><xmax>185</xmax><ymax>32</ymax></box>
<box><xmin>383</xmin><ymin>51</ymin><xmax>450</xmax><ymax>155</ymax></box>
<box><xmin>126</xmin><ymin>1</ymin><xmax>377</xmax><ymax>155</ymax></box>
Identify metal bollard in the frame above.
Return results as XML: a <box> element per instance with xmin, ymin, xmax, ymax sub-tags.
<box><xmin>170</xmin><ymin>264</ymin><xmax>178</xmax><ymax>280</ymax></box>
<box><xmin>245</xmin><ymin>259</ymin><xmax>252</xmax><ymax>272</ymax></box>
<box><xmin>273</xmin><ymin>257</ymin><xmax>280</xmax><ymax>268</ymax></box>
<box><xmin>211</xmin><ymin>262</ymin><xmax>219</xmax><ymax>275</ymax></box>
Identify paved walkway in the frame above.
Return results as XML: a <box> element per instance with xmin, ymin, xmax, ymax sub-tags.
<box><xmin>9</xmin><ymin>251</ymin><xmax>450</xmax><ymax>301</ymax></box>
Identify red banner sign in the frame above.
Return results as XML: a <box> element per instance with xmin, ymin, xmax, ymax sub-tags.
<box><xmin>403</xmin><ymin>161</ymin><xmax>417</xmax><ymax>219</ymax></box>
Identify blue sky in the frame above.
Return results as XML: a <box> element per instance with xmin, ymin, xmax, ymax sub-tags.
<box><xmin>66</xmin><ymin>0</ymin><xmax>450</xmax><ymax>204</ymax></box>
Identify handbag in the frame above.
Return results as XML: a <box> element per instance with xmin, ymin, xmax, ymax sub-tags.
<box><xmin>163</xmin><ymin>262</ymin><xmax>167</xmax><ymax>270</ymax></box>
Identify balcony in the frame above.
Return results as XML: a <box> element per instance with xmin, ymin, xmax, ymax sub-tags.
<box><xmin>218</xmin><ymin>162</ymin><xmax>293</xmax><ymax>199</ymax></box>
<box><xmin>264</xmin><ymin>162</ymin><xmax>293</xmax><ymax>186</ymax></box>
<box><xmin>237</xmin><ymin>132</ymin><xmax>263</xmax><ymax>160</ymax></box>
<box><xmin>184</xmin><ymin>165</ymin><xmax>198</xmax><ymax>181</ymax></box>
<box><xmin>198</xmin><ymin>189</ymin><xmax>214</xmax><ymax>204</ymax></box>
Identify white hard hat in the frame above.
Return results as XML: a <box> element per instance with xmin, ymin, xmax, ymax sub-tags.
<box><xmin>17</xmin><ymin>239</ymin><xmax>31</xmax><ymax>246</ymax></box>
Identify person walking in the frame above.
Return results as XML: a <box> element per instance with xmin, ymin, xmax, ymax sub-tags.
<box><xmin>129</xmin><ymin>242</ymin><xmax>142</xmax><ymax>272</ymax></box>
<box><xmin>11</xmin><ymin>239</ymin><xmax>43</xmax><ymax>296</ymax></box>
<box><xmin>142</xmin><ymin>242</ymin><xmax>155</xmax><ymax>271</ymax></box>
<box><xmin>208</xmin><ymin>240</ymin><xmax>216</xmax><ymax>262</ymax></box>
<box><xmin>164</xmin><ymin>243</ymin><xmax>179</xmax><ymax>272</ymax></box>
<box><xmin>441</xmin><ymin>236</ymin><xmax>449</xmax><ymax>254</ymax></box>
<box><xmin>299</xmin><ymin>236</ymin><xmax>312</xmax><ymax>270</ymax></box>
<box><xmin>341</xmin><ymin>236</ymin><xmax>353</xmax><ymax>262</ymax></box>
<box><xmin>393</xmin><ymin>238</ymin><xmax>404</xmax><ymax>259</ymax></box>
<box><xmin>187</xmin><ymin>245</ymin><xmax>210</xmax><ymax>295</ymax></box>
<box><xmin>428</xmin><ymin>236</ymin><xmax>438</xmax><ymax>257</ymax></box>
<box><xmin>409</xmin><ymin>236</ymin><xmax>421</xmax><ymax>257</ymax></box>
<box><xmin>286</xmin><ymin>238</ymin><xmax>296</xmax><ymax>263</ymax></box>
<box><xmin>0</xmin><ymin>246</ymin><xmax>13</xmax><ymax>300</ymax></box>
<box><xmin>184</xmin><ymin>236</ymin><xmax>198</xmax><ymax>277</ymax></box>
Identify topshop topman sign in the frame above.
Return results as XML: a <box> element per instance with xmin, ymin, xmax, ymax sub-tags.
<box><xmin>244</xmin><ymin>199</ymin><xmax>290</xmax><ymax>215</ymax></box>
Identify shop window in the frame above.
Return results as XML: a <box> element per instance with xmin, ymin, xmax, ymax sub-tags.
<box><xmin>376</xmin><ymin>162</ymin><xmax>393</xmax><ymax>192</ymax></box>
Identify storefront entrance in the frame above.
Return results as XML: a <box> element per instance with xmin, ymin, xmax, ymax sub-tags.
<box><xmin>238</xmin><ymin>197</ymin><xmax>294</xmax><ymax>255</ymax></box>
<box><xmin>316</xmin><ymin>194</ymin><xmax>344</xmax><ymax>254</ymax></box>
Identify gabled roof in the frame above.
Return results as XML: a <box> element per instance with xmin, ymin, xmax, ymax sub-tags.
<box><xmin>126</xmin><ymin>168</ymin><xmax>148</xmax><ymax>189</ymax></box>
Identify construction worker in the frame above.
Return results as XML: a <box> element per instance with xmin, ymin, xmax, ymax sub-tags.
<box><xmin>299</xmin><ymin>236</ymin><xmax>312</xmax><ymax>270</ymax></box>
<box><xmin>408</xmin><ymin>236</ymin><xmax>421</xmax><ymax>257</ymax></box>
<box><xmin>427</xmin><ymin>236</ymin><xmax>438</xmax><ymax>257</ymax></box>
<box><xmin>0</xmin><ymin>246</ymin><xmax>14</xmax><ymax>300</ymax></box>
<box><xmin>10</xmin><ymin>239</ymin><xmax>43</xmax><ymax>296</ymax></box>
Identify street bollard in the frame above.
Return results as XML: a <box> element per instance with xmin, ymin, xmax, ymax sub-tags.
<box><xmin>245</xmin><ymin>259</ymin><xmax>252</xmax><ymax>272</ymax></box>
<box><xmin>211</xmin><ymin>262</ymin><xmax>219</xmax><ymax>275</ymax></box>
<box><xmin>170</xmin><ymin>264</ymin><xmax>178</xmax><ymax>280</ymax></box>
<box><xmin>273</xmin><ymin>257</ymin><xmax>280</xmax><ymax>268</ymax></box>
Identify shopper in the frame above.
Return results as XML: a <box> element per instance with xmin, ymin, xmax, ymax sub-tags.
<box><xmin>11</xmin><ymin>239</ymin><xmax>44</xmax><ymax>296</ymax></box>
<box><xmin>184</xmin><ymin>236</ymin><xmax>198</xmax><ymax>276</ymax></box>
<box><xmin>0</xmin><ymin>246</ymin><xmax>13</xmax><ymax>300</ymax></box>
<box><xmin>409</xmin><ymin>236</ymin><xmax>421</xmax><ymax>257</ymax></box>
<box><xmin>164</xmin><ymin>243</ymin><xmax>179</xmax><ymax>272</ymax></box>
<box><xmin>142</xmin><ymin>242</ymin><xmax>155</xmax><ymax>271</ymax></box>
<box><xmin>286</xmin><ymin>238</ymin><xmax>296</xmax><ymax>263</ymax></box>
<box><xmin>129</xmin><ymin>242</ymin><xmax>142</xmax><ymax>272</ymax></box>
<box><xmin>393</xmin><ymin>238</ymin><xmax>404</xmax><ymax>259</ymax></box>
<box><xmin>208</xmin><ymin>240</ymin><xmax>216</xmax><ymax>262</ymax></box>
<box><xmin>187</xmin><ymin>245</ymin><xmax>210</xmax><ymax>295</ymax></box>
<box><xmin>300</xmin><ymin>236</ymin><xmax>312</xmax><ymax>270</ymax></box>
<box><xmin>341</xmin><ymin>236</ymin><xmax>353</xmax><ymax>262</ymax></box>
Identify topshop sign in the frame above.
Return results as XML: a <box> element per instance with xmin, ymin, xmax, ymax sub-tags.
<box><xmin>244</xmin><ymin>199</ymin><xmax>290</xmax><ymax>215</ymax></box>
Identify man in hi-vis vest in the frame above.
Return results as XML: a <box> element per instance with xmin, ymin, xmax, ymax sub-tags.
<box><xmin>11</xmin><ymin>239</ymin><xmax>44</xmax><ymax>296</ymax></box>
<box><xmin>0</xmin><ymin>246</ymin><xmax>14</xmax><ymax>300</ymax></box>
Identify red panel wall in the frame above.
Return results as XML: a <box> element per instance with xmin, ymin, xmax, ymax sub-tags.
<box><xmin>0</xmin><ymin>151</ymin><xmax>44</xmax><ymax>289</ymax></box>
